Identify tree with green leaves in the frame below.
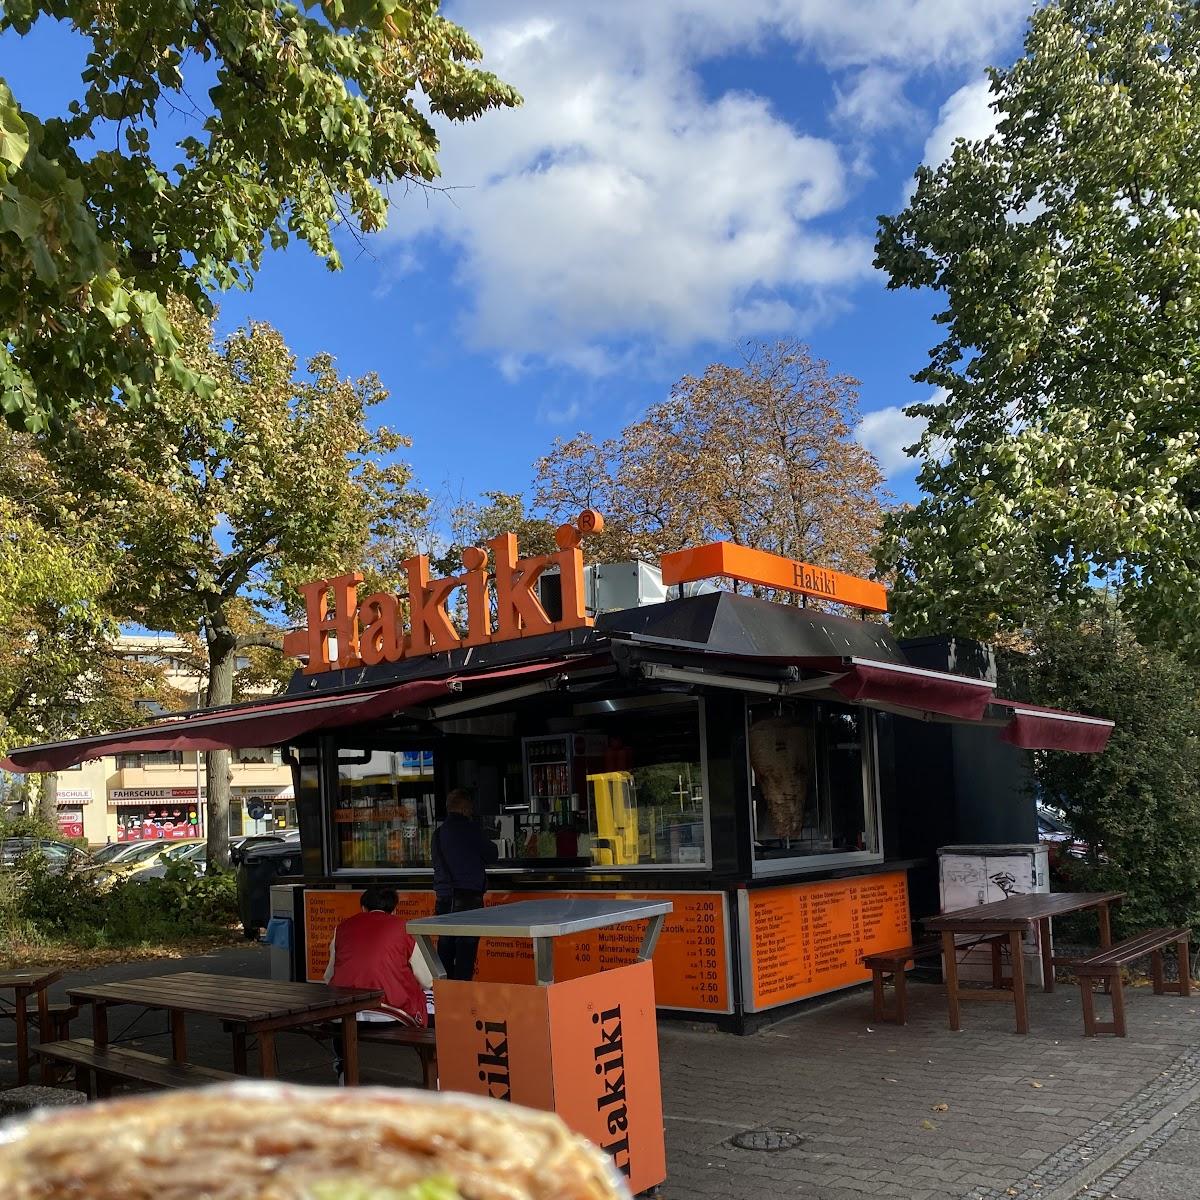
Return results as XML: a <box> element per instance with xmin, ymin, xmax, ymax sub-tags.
<box><xmin>35</xmin><ymin>302</ymin><xmax>427</xmax><ymax>867</ymax></box>
<box><xmin>0</xmin><ymin>431</ymin><xmax>173</xmax><ymax>761</ymax></box>
<box><xmin>0</xmin><ymin>1</ymin><xmax>519</xmax><ymax>433</ymax></box>
<box><xmin>1001</xmin><ymin>607</ymin><xmax>1200</xmax><ymax>934</ymax></box>
<box><xmin>875</xmin><ymin>0</ymin><xmax>1200</xmax><ymax>656</ymax></box>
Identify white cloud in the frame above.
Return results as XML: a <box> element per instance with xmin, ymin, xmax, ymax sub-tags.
<box><xmin>921</xmin><ymin>78</ymin><xmax>999</xmax><ymax>168</ymax></box>
<box><xmin>855</xmin><ymin>388</ymin><xmax>951</xmax><ymax>477</ymax></box>
<box><xmin>832</xmin><ymin>68</ymin><xmax>919</xmax><ymax>135</ymax></box>
<box><xmin>384</xmin><ymin>2</ymin><xmax>1029</xmax><ymax>372</ymax></box>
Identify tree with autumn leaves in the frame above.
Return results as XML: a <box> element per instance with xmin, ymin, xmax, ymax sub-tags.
<box><xmin>0</xmin><ymin>440</ymin><xmax>174</xmax><ymax>757</ymax></box>
<box><xmin>534</xmin><ymin>341</ymin><xmax>887</xmax><ymax>590</ymax></box>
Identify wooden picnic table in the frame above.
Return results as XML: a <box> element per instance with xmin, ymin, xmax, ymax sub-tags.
<box><xmin>924</xmin><ymin>891</ymin><xmax>1125</xmax><ymax>1034</ymax></box>
<box><xmin>67</xmin><ymin>971</ymin><xmax>383</xmax><ymax>1085</ymax></box>
<box><xmin>0</xmin><ymin>968</ymin><xmax>62</xmax><ymax>1084</ymax></box>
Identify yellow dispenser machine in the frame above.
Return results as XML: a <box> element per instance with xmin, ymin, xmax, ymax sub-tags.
<box><xmin>588</xmin><ymin>771</ymin><xmax>639</xmax><ymax>865</ymax></box>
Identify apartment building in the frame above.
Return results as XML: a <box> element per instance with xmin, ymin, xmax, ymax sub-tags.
<box><xmin>49</xmin><ymin>634</ymin><xmax>294</xmax><ymax>846</ymax></box>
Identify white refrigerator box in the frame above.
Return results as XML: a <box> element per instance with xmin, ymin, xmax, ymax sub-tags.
<box><xmin>938</xmin><ymin>844</ymin><xmax>1050</xmax><ymax>987</ymax></box>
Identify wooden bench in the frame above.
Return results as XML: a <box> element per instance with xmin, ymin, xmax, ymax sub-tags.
<box><xmin>42</xmin><ymin>1001</ymin><xmax>79</xmax><ymax>1042</ymax></box>
<box><xmin>864</xmin><ymin>935</ymin><xmax>1008</xmax><ymax>1025</ymax></box>
<box><xmin>358</xmin><ymin>1023</ymin><xmax>438</xmax><ymax>1089</ymax></box>
<box><xmin>0</xmin><ymin>999</ymin><xmax>77</xmax><ymax>1040</ymax></box>
<box><xmin>270</xmin><ymin>1019</ymin><xmax>439</xmax><ymax>1090</ymax></box>
<box><xmin>1074</xmin><ymin>927</ymin><xmax>1191</xmax><ymax>1037</ymax></box>
<box><xmin>37</xmin><ymin>1037</ymin><xmax>237</xmax><ymax>1099</ymax></box>
<box><xmin>1</xmin><ymin>1000</ymin><xmax>78</xmax><ymax>1084</ymax></box>
<box><xmin>39</xmin><ymin>1002</ymin><xmax>79</xmax><ymax>1085</ymax></box>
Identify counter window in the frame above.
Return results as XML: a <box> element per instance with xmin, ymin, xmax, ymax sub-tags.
<box><xmin>505</xmin><ymin>701</ymin><xmax>707</xmax><ymax>868</ymax></box>
<box><xmin>332</xmin><ymin>747</ymin><xmax>437</xmax><ymax>870</ymax></box>
<box><xmin>749</xmin><ymin>700</ymin><xmax>879</xmax><ymax>868</ymax></box>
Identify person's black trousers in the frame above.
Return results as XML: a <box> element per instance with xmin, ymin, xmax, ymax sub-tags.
<box><xmin>436</xmin><ymin>892</ymin><xmax>483</xmax><ymax>981</ymax></box>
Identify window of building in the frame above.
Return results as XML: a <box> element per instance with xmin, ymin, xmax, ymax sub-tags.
<box><xmin>126</xmin><ymin>652</ymin><xmax>184</xmax><ymax>669</ymax></box>
<box><xmin>748</xmin><ymin>699</ymin><xmax>880</xmax><ymax>871</ymax></box>
<box><xmin>332</xmin><ymin>747</ymin><xmax>438</xmax><ymax>871</ymax></box>
<box><xmin>116</xmin><ymin>750</ymin><xmax>184</xmax><ymax>769</ymax></box>
<box><xmin>228</xmin><ymin>803</ymin><xmax>244</xmax><ymax>837</ymax></box>
<box><xmin>505</xmin><ymin>700</ymin><xmax>707</xmax><ymax>869</ymax></box>
<box><xmin>233</xmin><ymin>747</ymin><xmax>283</xmax><ymax>766</ymax></box>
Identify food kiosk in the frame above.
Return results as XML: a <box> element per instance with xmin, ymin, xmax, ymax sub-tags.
<box><xmin>3</xmin><ymin>515</ymin><xmax>1115</xmax><ymax>1031</ymax></box>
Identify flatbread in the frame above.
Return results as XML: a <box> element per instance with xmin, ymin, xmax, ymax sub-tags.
<box><xmin>0</xmin><ymin>1083</ymin><xmax>630</xmax><ymax>1200</ymax></box>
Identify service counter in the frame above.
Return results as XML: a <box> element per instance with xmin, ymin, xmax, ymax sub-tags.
<box><xmin>277</xmin><ymin>856</ymin><xmax>919</xmax><ymax>1030</ymax></box>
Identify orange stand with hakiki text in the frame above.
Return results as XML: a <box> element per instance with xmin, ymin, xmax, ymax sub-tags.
<box><xmin>408</xmin><ymin>897</ymin><xmax>671</xmax><ymax>1196</ymax></box>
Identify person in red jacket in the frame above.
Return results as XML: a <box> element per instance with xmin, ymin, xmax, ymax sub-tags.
<box><xmin>323</xmin><ymin>885</ymin><xmax>432</xmax><ymax>1083</ymax></box>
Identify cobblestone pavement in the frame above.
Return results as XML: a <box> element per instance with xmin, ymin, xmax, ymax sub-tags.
<box><xmin>656</xmin><ymin>975</ymin><xmax>1198</xmax><ymax>1200</ymax></box>
<box><xmin>1</xmin><ymin>948</ymin><xmax>1197</xmax><ymax>1198</ymax></box>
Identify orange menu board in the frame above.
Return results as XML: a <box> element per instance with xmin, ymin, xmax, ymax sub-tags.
<box><xmin>478</xmin><ymin>890</ymin><xmax>730</xmax><ymax>1013</ymax></box>
<box><xmin>743</xmin><ymin>871</ymin><xmax>911</xmax><ymax>1011</ymax></box>
<box><xmin>302</xmin><ymin>887</ymin><xmax>731</xmax><ymax>1014</ymax></box>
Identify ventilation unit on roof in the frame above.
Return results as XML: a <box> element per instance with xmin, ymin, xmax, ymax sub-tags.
<box><xmin>538</xmin><ymin>560</ymin><xmax>718</xmax><ymax>619</ymax></box>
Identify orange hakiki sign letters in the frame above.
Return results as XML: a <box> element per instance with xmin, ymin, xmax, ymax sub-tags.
<box><xmin>283</xmin><ymin>511</ymin><xmax>604</xmax><ymax>674</ymax></box>
<box><xmin>660</xmin><ymin>541</ymin><xmax>888</xmax><ymax>613</ymax></box>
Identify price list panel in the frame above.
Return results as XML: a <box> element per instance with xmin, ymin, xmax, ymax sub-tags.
<box><xmin>743</xmin><ymin>871</ymin><xmax>911</xmax><ymax>1011</ymax></box>
<box><xmin>304</xmin><ymin>886</ymin><xmax>732</xmax><ymax>1012</ymax></box>
<box><xmin>478</xmin><ymin>890</ymin><xmax>733</xmax><ymax>1013</ymax></box>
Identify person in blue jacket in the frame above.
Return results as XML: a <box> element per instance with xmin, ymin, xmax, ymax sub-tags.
<box><xmin>432</xmin><ymin>788</ymin><xmax>499</xmax><ymax>980</ymax></box>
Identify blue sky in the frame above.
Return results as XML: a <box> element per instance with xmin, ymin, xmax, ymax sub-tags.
<box><xmin>4</xmin><ymin>1</ymin><xmax>1035</xmax><ymax>511</ymax></box>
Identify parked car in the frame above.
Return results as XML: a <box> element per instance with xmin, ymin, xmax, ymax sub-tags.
<box><xmin>85</xmin><ymin>841</ymin><xmax>165</xmax><ymax>869</ymax></box>
<box><xmin>118</xmin><ymin>839</ymin><xmax>206</xmax><ymax>882</ymax></box>
<box><xmin>0</xmin><ymin>837</ymin><xmax>89</xmax><ymax>871</ymax></box>
<box><xmin>80</xmin><ymin>840</ymin><xmax>173</xmax><ymax>884</ymax></box>
<box><xmin>89</xmin><ymin>841</ymin><xmax>156</xmax><ymax>866</ymax></box>
<box><xmin>1037</xmin><ymin>805</ymin><xmax>1088</xmax><ymax>863</ymax></box>
<box><xmin>229</xmin><ymin>830</ymin><xmax>299</xmax><ymax>866</ymax></box>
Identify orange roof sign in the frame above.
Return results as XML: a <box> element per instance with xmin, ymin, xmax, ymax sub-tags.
<box><xmin>659</xmin><ymin>542</ymin><xmax>888</xmax><ymax>613</ymax></box>
<box><xmin>283</xmin><ymin>511</ymin><xmax>604</xmax><ymax>674</ymax></box>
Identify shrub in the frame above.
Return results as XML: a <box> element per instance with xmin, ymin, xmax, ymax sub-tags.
<box><xmin>1001</xmin><ymin>609</ymin><xmax>1200</xmax><ymax>935</ymax></box>
<box><xmin>2</xmin><ymin>852</ymin><xmax>237</xmax><ymax>949</ymax></box>
<box><xmin>0</xmin><ymin>811</ymin><xmax>62</xmax><ymax>841</ymax></box>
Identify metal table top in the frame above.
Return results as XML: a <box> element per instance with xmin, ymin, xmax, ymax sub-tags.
<box><xmin>407</xmin><ymin>897</ymin><xmax>673</xmax><ymax>939</ymax></box>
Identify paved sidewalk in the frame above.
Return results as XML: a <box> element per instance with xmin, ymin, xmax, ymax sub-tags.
<box><xmin>1</xmin><ymin>946</ymin><xmax>1196</xmax><ymax>1198</ymax></box>
<box><xmin>657</xmin><ymin>976</ymin><xmax>1199</xmax><ymax>1200</ymax></box>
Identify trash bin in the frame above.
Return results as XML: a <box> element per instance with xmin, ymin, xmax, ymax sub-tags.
<box><xmin>409</xmin><ymin>897</ymin><xmax>672</xmax><ymax>1195</ymax></box>
<box><xmin>235</xmin><ymin>842</ymin><xmax>303</xmax><ymax>939</ymax></box>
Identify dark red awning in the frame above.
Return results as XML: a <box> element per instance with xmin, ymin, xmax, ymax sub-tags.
<box><xmin>993</xmin><ymin>699</ymin><xmax>1114</xmax><ymax>753</ymax></box>
<box><xmin>1</xmin><ymin>661</ymin><xmax>567</xmax><ymax>774</ymax></box>
<box><xmin>800</xmin><ymin>656</ymin><xmax>996</xmax><ymax>721</ymax></box>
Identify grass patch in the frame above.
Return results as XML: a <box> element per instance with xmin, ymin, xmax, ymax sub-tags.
<box><xmin>0</xmin><ymin>932</ymin><xmax>244</xmax><ymax>972</ymax></box>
